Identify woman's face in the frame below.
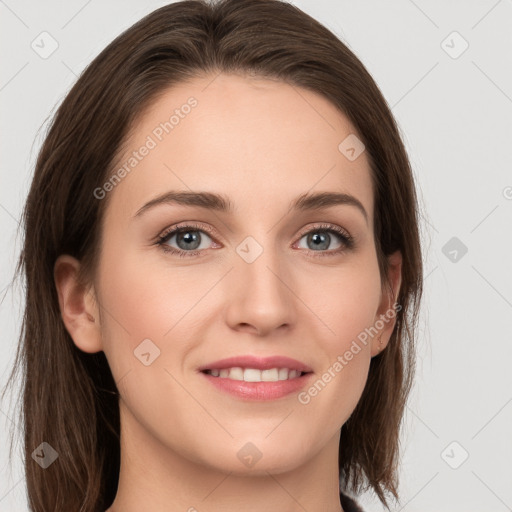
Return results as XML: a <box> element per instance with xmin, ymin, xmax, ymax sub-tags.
<box><xmin>78</xmin><ymin>73</ymin><xmax>400</xmax><ymax>474</ymax></box>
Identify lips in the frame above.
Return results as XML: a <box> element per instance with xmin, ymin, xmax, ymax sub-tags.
<box><xmin>198</xmin><ymin>355</ymin><xmax>314</xmax><ymax>400</ymax></box>
<box><xmin>198</xmin><ymin>355</ymin><xmax>313</xmax><ymax>373</ymax></box>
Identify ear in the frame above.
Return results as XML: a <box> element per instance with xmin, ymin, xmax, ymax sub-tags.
<box><xmin>371</xmin><ymin>250</ymin><xmax>402</xmax><ymax>357</ymax></box>
<box><xmin>54</xmin><ymin>254</ymin><xmax>103</xmax><ymax>353</ymax></box>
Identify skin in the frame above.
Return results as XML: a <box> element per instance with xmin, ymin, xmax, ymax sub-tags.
<box><xmin>54</xmin><ymin>72</ymin><xmax>401</xmax><ymax>512</ymax></box>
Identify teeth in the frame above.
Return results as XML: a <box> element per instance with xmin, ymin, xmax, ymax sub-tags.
<box><xmin>244</xmin><ymin>368</ymin><xmax>262</xmax><ymax>382</ymax></box>
<box><xmin>279</xmin><ymin>368</ymin><xmax>289</xmax><ymax>380</ymax></box>
<box><xmin>230</xmin><ymin>367</ymin><xmax>244</xmax><ymax>380</ymax></box>
<box><xmin>261</xmin><ymin>369</ymin><xmax>279</xmax><ymax>381</ymax></box>
<box><xmin>207</xmin><ymin>367</ymin><xmax>304</xmax><ymax>382</ymax></box>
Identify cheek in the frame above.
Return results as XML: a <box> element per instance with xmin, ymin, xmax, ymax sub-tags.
<box><xmin>297</xmin><ymin>313</ymin><xmax>373</xmax><ymax>438</ymax></box>
<box><xmin>292</xmin><ymin>259</ymin><xmax>380</xmax><ymax>418</ymax></box>
<box><xmin>298</xmin><ymin>257</ymin><xmax>381</xmax><ymax>347</ymax></box>
<box><xmin>95</xmin><ymin>252</ymin><xmax>208</xmax><ymax>434</ymax></box>
<box><xmin>97</xmin><ymin>247</ymin><xmax>211</xmax><ymax>337</ymax></box>
<box><xmin>96</xmin><ymin>248</ymin><xmax>219</xmax><ymax>382</ymax></box>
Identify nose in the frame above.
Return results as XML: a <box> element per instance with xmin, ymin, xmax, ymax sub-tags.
<box><xmin>224</xmin><ymin>244</ymin><xmax>297</xmax><ymax>337</ymax></box>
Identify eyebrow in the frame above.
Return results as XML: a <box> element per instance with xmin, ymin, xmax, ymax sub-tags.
<box><xmin>134</xmin><ymin>190</ymin><xmax>368</xmax><ymax>224</ymax></box>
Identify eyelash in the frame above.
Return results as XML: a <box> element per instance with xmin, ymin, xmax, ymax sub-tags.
<box><xmin>155</xmin><ymin>221</ymin><xmax>355</xmax><ymax>258</ymax></box>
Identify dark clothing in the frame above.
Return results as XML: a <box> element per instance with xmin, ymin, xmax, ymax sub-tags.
<box><xmin>339</xmin><ymin>490</ymin><xmax>365</xmax><ymax>512</ymax></box>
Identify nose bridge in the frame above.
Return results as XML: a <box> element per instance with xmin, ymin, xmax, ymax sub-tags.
<box><xmin>224</xmin><ymin>234</ymin><xmax>296</xmax><ymax>334</ymax></box>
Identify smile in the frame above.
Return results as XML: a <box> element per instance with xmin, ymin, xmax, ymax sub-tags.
<box><xmin>202</xmin><ymin>367</ymin><xmax>307</xmax><ymax>382</ymax></box>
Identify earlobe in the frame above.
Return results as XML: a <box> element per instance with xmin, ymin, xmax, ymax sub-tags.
<box><xmin>371</xmin><ymin>250</ymin><xmax>402</xmax><ymax>357</ymax></box>
<box><xmin>54</xmin><ymin>255</ymin><xmax>103</xmax><ymax>354</ymax></box>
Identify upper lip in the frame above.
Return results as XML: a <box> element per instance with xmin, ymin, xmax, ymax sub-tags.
<box><xmin>198</xmin><ymin>355</ymin><xmax>313</xmax><ymax>373</ymax></box>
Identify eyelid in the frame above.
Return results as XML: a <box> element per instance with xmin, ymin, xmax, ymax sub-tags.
<box><xmin>154</xmin><ymin>221</ymin><xmax>223</xmax><ymax>259</ymax></box>
<box><xmin>296</xmin><ymin>222</ymin><xmax>352</xmax><ymax>241</ymax></box>
<box><xmin>156</xmin><ymin>221</ymin><xmax>218</xmax><ymax>241</ymax></box>
<box><xmin>155</xmin><ymin>221</ymin><xmax>355</xmax><ymax>257</ymax></box>
<box><xmin>156</xmin><ymin>221</ymin><xmax>351</xmax><ymax>242</ymax></box>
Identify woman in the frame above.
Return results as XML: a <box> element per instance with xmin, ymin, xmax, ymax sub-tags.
<box><xmin>2</xmin><ymin>0</ymin><xmax>423</xmax><ymax>510</ymax></box>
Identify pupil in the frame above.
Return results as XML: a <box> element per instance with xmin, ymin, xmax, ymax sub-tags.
<box><xmin>177</xmin><ymin>231</ymin><xmax>201</xmax><ymax>250</ymax></box>
<box><xmin>309</xmin><ymin>232</ymin><xmax>329</xmax><ymax>250</ymax></box>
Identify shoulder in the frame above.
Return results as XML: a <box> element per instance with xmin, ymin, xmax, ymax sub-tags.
<box><xmin>339</xmin><ymin>490</ymin><xmax>366</xmax><ymax>512</ymax></box>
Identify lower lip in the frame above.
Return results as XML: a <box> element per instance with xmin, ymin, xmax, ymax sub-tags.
<box><xmin>200</xmin><ymin>371</ymin><xmax>314</xmax><ymax>401</ymax></box>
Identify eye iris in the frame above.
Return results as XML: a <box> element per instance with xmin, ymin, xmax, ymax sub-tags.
<box><xmin>177</xmin><ymin>230</ymin><xmax>201</xmax><ymax>250</ymax></box>
<box><xmin>308</xmin><ymin>231</ymin><xmax>330</xmax><ymax>250</ymax></box>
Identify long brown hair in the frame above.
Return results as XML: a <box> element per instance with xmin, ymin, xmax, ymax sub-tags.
<box><xmin>2</xmin><ymin>0</ymin><xmax>423</xmax><ymax>510</ymax></box>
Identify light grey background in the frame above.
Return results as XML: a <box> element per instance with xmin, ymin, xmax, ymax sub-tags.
<box><xmin>1</xmin><ymin>1</ymin><xmax>511</xmax><ymax>510</ymax></box>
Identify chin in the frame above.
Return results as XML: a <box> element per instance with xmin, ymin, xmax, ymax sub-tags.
<box><xmin>197</xmin><ymin>438</ymin><xmax>311</xmax><ymax>476</ymax></box>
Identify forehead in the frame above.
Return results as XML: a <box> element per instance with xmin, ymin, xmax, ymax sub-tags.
<box><xmin>107</xmin><ymin>72</ymin><xmax>374</xmax><ymax>225</ymax></box>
